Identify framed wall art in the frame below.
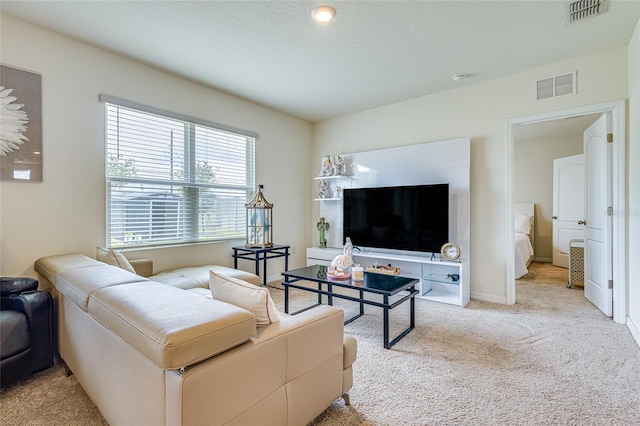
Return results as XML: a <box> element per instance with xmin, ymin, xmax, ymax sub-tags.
<box><xmin>0</xmin><ymin>64</ymin><xmax>43</xmax><ymax>182</ymax></box>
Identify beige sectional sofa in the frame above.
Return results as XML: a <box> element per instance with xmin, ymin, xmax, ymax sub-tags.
<box><xmin>34</xmin><ymin>254</ymin><xmax>356</xmax><ymax>426</ymax></box>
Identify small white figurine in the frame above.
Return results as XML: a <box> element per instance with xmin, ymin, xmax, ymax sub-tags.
<box><xmin>320</xmin><ymin>155</ymin><xmax>333</xmax><ymax>177</ymax></box>
<box><xmin>335</xmin><ymin>185</ymin><xmax>342</xmax><ymax>199</ymax></box>
<box><xmin>318</xmin><ymin>179</ymin><xmax>330</xmax><ymax>198</ymax></box>
<box><xmin>333</xmin><ymin>155</ymin><xmax>346</xmax><ymax>176</ymax></box>
<box><xmin>330</xmin><ymin>237</ymin><xmax>354</xmax><ymax>273</ymax></box>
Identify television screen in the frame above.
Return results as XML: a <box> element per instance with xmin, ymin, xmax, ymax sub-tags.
<box><xmin>342</xmin><ymin>183</ymin><xmax>449</xmax><ymax>253</ymax></box>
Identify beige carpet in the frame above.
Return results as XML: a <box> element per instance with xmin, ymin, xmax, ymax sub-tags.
<box><xmin>2</xmin><ymin>263</ymin><xmax>639</xmax><ymax>425</ymax></box>
<box><xmin>516</xmin><ymin>261</ymin><xmax>575</xmax><ymax>286</ymax></box>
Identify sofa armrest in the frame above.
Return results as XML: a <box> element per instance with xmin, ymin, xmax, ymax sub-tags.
<box><xmin>253</xmin><ymin>305</ymin><xmax>343</xmax><ymax>337</ymax></box>
<box><xmin>166</xmin><ymin>304</ymin><xmax>351</xmax><ymax>426</ymax></box>
<box><xmin>343</xmin><ymin>334</ymin><xmax>357</xmax><ymax>370</ymax></box>
<box><xmin>252</xmin><ymin>305</ymin><xmax>346</xmax><ymax>373</ymax></box>
<box><xmin>342</xmin><ymin>334</ymin><xmax>357</xmax><ymax>398</ymax></box>
<box><xmin>129</xmin><ymin>259</ymin><xmax>153</xmax><ymax>277</ymax></box>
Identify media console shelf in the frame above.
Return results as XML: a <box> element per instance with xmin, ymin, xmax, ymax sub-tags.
<box><xmin>306</xmin><ymin>247</ymin><xmax>470</xmax><ymax>307</ymax></box>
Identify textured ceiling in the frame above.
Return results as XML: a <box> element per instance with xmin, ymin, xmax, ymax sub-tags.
<box><xmin>1</xmin><ymin>1</ymin><xmax>639</xmax><ymax>122</ymax></box>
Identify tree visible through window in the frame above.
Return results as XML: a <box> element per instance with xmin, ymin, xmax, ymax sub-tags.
<box><xmin>105</xmin><ymin>103</ymin><xmax>256</xmax><ymax>248</ymax></box>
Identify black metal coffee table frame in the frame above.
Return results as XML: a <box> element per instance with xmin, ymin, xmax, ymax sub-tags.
<box><xmin>281</xmin><ymin>266</ymin><xmax>418</xmax><ymax>349</ymax></box>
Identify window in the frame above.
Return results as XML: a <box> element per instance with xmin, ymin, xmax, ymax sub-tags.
<box><xmin>103</xmin><ymin>97</ymin><xmax>256</xmax><ymax>248</ymax></box>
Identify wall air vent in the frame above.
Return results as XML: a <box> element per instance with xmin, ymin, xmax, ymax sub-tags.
<box><xmin>566</xmin><ymin>0</ymin><xmax>608</xmax><ymax>23</ymax></box>
<box><xmin>535</xmin><ymin>71</ymin><xmax>577</xmax><ymax>101</ymax></box>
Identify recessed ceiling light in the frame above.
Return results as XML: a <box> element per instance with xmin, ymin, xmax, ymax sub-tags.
<box><xmin>452</xmin><ymin>73</ymin><xmax>467</xmax><ymax>82</ymax></box>
<box><xmin>312</xmin><ymin>5</ymin><xmax>336</xmax><ymax>23</ymax></box>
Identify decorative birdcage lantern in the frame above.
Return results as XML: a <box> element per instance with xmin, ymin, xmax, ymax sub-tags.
<box><xmin>245</xmin><ymin>184</ymin><xmax>273</xmax><ymax>248</ymax></box>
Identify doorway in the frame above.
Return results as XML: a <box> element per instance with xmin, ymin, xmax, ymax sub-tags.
<box><xmin>506</xmin><ymin>101</ymin><xmax>627</xmax><ymax>324</ymax></box>
<box><xmin>552</xmin><ymin>153</ymin><xmax>585</xmax><ymax>269</ymax></box>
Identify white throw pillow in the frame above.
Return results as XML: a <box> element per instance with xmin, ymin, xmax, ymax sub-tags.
<box><xmin>96</xmin><ymin>247</ymin><xmax>137</xmax><ymax>274</ymax></box>
<box><xmin>209</xmin><ymin>271</ymin><xmax>280</xmax><ymax>325</ymax></box>
<box><xmin>515</xmin><ymin>214</ymin><xmax>532</xmax><ymax>235</ymax></box>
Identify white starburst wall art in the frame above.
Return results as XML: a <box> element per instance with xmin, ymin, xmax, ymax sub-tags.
<box><xmin>0</xmin><ymin>65</ymin><xmax>43</xmax><ymax>181</ymax></box>
<box><xmin>0</xmin><ymin>86</ymin><xmax>29</xmax><ymax>156</ymax></box>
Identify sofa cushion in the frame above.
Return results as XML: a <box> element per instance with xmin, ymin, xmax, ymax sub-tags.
<box><xmin>35</xmin><ymin>254</ymin><xmax>101</xmax><ymax>287</ymax></box>
<box><xmin>96</xmin><ymin>247</ymin><xmax>136</xmax><ymax>274</ymax></box>
<box><xmin>210</xmin><ymin>271</ymin><xmax>280</xmax><ymax>325</ymax></box>
<box><xmin>56</xmin><ymin>264</ymin><xmax>149</xmax><ymax>311</ymax></box>
<box><xmin>151</xmin><ymin>265</ymin><xmax>260</xmax><ymax>290</ymax></box>
<box><xmin>88</xmin><ymin>281</ymin><xmax>256</xmax><ymax>370</ymax></box>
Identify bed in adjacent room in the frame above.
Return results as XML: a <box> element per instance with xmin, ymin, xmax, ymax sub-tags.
<box><xmin>514</xmin><ymin>203</ymin><xmax>535</xmax><ymax>279</ymax></box>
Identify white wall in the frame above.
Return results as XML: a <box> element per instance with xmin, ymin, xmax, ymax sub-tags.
<box><xmin>513</xmin><ymin>134</ymin><xmax>583</xmax><ymax>260</ymax></box>
<box><xmin>627</xmin><ymin>19</ymin><xmax>640</xmax><ymax>344</ymax></box>
<box><xmin>0</xmin><ymin>15</ymin><xmax>312</xmax><ymax>278</ymax></box>
<box><xmin>312</xmin><ymin>47</ymin><xmax>630</xmax><ymax>303</ymax></box>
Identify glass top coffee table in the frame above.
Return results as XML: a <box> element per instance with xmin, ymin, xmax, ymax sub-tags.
<box><xmin>281</xmin><ymin>265</ymin><xmax>418</xmax><ymax>349</ymax></box>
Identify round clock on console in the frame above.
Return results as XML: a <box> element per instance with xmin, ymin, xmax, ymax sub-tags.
<box><xmin>440</xmin><ymin>243</ymin><xmax>461</xmax><ymax>261</ymax></box>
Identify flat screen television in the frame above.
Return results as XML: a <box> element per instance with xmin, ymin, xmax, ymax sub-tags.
<box><xmin>342</xmin><ymin>183</ymin><xmax>449</xmax><ymax>253</ymax></box>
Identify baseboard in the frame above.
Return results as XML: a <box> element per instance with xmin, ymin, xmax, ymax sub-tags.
<box><xmin>627</xmin><ymin>317</ymin><xmax>640</xmax><ymax>348</ymax></box>
<box><xmin>534</xmin><ymin>256</ymin><xmax>552</xmax><ymax>263</ymax></box>
<box><xmin>470</xmin><ymin>292</ymin><xmax>507</xmax><ymax>305</ymax></box>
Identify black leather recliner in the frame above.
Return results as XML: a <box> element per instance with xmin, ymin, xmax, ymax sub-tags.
<box><xmin>0</xmin><ymin>277</ymin><xmax>54</xmax><ymax>388</ymax></box>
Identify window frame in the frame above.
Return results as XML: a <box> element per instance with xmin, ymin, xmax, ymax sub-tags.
<box><xmin>101</xmin><ymin>95</ymin><xmax>257</xmax><ymax>249</ymax></box>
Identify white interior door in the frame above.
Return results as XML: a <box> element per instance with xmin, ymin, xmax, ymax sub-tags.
<box><xmin>584</xmin><ymin>114</ymin><xmax>613</xmax><ymax>317</ymax></box>
<box><xmin>552</xmin><ymin>154</ymin><xmax>585</xmax><ymax>268</ymax></box>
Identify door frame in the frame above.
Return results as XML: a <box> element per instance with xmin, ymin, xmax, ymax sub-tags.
<box><xmin>505</xmin><ymin>100</ymin><xmax>626</xmax><ymax>324</ymax></box>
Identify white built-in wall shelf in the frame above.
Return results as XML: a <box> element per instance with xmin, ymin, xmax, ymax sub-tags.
<box><xmin>313</xmin><ymin>175</ymin><xmax>351</xmax><ymax>180</ymax></box>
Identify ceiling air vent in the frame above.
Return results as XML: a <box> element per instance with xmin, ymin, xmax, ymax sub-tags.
<box><xmin>535</xmin><ymin>71</ymin><xmax>577</xmax><ymax>101</ymax></box>
<box><xmin>566</xmin><ymin>0</ymin><xmax>608</xmax><ymax>23</ymax></box>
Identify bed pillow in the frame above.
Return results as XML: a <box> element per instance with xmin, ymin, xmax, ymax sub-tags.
<box><xmin>515</xmin><ymin>214</ymin><xmax>532</xmax><ymax>235</ymax></box>
<box><xmin>96</xmin><ymin>247</ymin><xmax>137</xmax><ymax>273</ymax></box>
<box><xmin>209</xmin><ymin>271</ymin><xmax>280</xmax><ymax>325</ymax></box>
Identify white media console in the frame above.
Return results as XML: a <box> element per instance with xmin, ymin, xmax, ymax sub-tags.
<box><xmin>310</xmin><ymin>137</ymin><xmax>471</xmax><ymax>307</ymax></box>
<box><xmin>306</xmin><ymin>247</ymin><xmax>470</xmax><ymax>307</ymax></box>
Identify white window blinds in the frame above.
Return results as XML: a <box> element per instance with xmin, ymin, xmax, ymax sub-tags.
<box><xmin>103</xmin><ymin>98</ymin><xmax>256</xmax><ymax>248</ymax></box>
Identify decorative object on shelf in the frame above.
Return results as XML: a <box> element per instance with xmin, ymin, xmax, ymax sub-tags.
<box><xmin>319</xmin><ymin>155</ymin><xmax>333</xmax><ymax>177</ymax></box>
<box><xmin>332</xmin><ymin>154</ymin><xmax>346</xmax><ymax>176</ymax></box>
<box><xmin>317</xmin><ymin>217</ymin><xmax>330</xmax><ymax>248</ymax></box>
<box><xmin>440</xmin><ymin>242</ymin><xmax>461</xmax><ymax>261</ymax></box>
<box><xmin>245</xmin><ymin>185</ymin><xmax>273</xmax><ymax>248</ymax></box>
<box><xmin>351</xmin><ymin>265</ymin><xmax>364</xmax><ymax>282</ymax></box>
<box><xmin>318</xmin><ymin>179</ymin><xmax>331</xmax><ymax>198</ymax></box>
<box><xmin>312</xmin><ymin>155</ymin><xmax>350</xmax><ymax>202</ymax></box>
<box><xmin>365</xmin><ymin>264</ymin><xmax>401</xmax><ymax>276</ymax></box>
<box><xmin>328</xmin><ymin>237</ymin><xmax>354</xmax><ymax>279</ymax></box>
